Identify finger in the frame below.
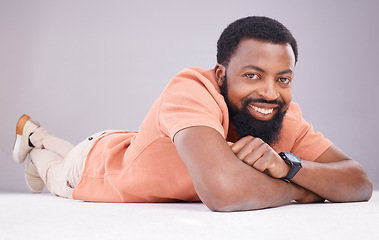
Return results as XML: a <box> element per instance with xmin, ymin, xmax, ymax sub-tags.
<box><xmin>236</xmin><ymin>138</ymin><xmax>265</xmax><ymax>161</ymax></box>
<box><xmin>252</xmin><ymin>151</ymin><xmax>270</xmax><ymax>173</ymax></box>
<box><xmin>243</xmin><ymin>143</ymin><xmax>267</xmax><ymax>168</ymax></box>
<box><xmin>243</xmin><ymin>149</ymin><xmax>264</xmax><ymax>167</ymax></box>
<box><xmin>230</xmin><ymin>136</ymin><xmax>254</xmax><ymax>154</ymax></box>
<box><xmin>253</xmin><ymin>148</ymin><xmax>287</xmax><ymax>178</ymax></box>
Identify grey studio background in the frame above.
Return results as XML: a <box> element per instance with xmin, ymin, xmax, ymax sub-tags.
<box><xmin>0</xmin><ymin>0</ymin><xmax>378</xmax><ymax>193</ymax></box>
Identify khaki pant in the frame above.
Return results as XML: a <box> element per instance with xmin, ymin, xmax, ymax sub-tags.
<box><xmin>29</xmin><ymin>128</ymin><xmax>107</xmax><ymax>198</ymax></box>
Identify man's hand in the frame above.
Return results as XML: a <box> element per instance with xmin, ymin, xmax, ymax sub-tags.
<box><xmin>229</xmin><ymin>136</ymin><xmax>290</xmax><ymax>179</ymax></box>
<box><xmin>228</xmin><ymin>137</ymin><xmax>325</xmax><ymax>203</ymax></box>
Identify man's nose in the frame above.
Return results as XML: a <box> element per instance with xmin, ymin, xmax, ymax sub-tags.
<box><xmin>256</xmin><ymin>80</ymin><xmax>279</xmax><ymax>101</ymax></box>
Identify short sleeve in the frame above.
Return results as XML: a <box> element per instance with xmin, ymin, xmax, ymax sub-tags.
<box><xmin>158</xmin><ymin>69</ymin><xmax>227</xmax><ymax>141</ymax></box>
<box><xmin>290</xmin><ymin>104</ymin><xmax>333</xmax><ymax>161</ymax></box>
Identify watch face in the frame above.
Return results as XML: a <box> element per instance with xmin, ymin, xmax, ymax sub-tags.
<box><xmin>285</xmin><ymin>152</ymin><xmax>301</xmax><ymax>163</ymax></box>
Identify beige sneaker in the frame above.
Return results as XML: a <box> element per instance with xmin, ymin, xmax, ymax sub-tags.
<box><xmin>12</xmin><ymin>114</ymin><xmax>40</xmax><ymax>163</ymax></box>
<box><xmin>25</xmin><ymin>157</ymin><xmax>45</xmax><ymax>193</ymax></box>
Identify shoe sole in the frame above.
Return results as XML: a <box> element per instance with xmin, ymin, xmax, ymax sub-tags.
<box><xmin>12</xmin><ymin>135</ymin><xmax>23</xmax><ymax>163</ymax></box>
<box><xmin>12</xmin><ymin>115</ymin><xmax>34</xmax><ymax>163</ymax></box>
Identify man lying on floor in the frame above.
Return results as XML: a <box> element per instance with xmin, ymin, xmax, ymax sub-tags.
<box><xmin>12</xmin><ymin>16</ymin><xmax>373</xmax><ymax>212</ymax></box>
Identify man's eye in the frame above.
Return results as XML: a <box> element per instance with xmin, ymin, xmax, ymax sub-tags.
<box><xmin>245</xmin><ymin>73</ymin><xmax>258</xmax><ymax>79</ymax></box>
<box><xmin>278</xmin><ymin>77</ymin><xmax>291</xmax><ymax>84</ymax></box>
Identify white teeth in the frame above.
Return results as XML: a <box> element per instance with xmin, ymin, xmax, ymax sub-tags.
<box><xmin>250</xmin><ymin>105</ymin><xmax>274</xmax><ymax>115</ymax></box>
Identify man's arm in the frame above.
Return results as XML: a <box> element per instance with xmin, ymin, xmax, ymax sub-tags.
<box><xmin>290</xmin><ymin>145</ymin><xmax>373</xmax><ymax>202</ymax></box>
<box><xmin>229</xmin><ymin>136</ymin><xmax>373</xmax><ymax>203</ymax></box>
<box><xmin>173</xmin><ymin>126</ymin><xmax>319</xmax><ymax>212</ymax></box>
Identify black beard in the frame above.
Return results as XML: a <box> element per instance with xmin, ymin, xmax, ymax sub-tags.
<box><xmin>220</xmin><ymin>76</ymin><xmax>287</xmax><ymax>146</ymax></box>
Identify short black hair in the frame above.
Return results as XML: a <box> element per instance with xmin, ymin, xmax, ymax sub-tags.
<box><xmin>217</xmin><ymin>16</ymin><xmax>298</xmax><ymax>66</ymax></box>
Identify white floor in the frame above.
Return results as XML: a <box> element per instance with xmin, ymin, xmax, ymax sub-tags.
<box><xmin>1</xmin><ymin>191</ymin><xmax>378</xmax><ymax>240</ymax></box>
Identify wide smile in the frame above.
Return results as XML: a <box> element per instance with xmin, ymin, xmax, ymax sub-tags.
<box><xmin>249</xmin><ymin>105</ymin><xmax>274</xmax><ymax>115</ymax></box>
<box><xmin>247</xmin><ymin>103</ymin><xmax>279</xmax><ymax>121</ymax></box>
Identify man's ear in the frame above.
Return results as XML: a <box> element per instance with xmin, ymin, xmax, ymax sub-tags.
<box><xmin>214</xmin><ymin>64</ymin><xmax>226</xmax><ymax>87</ymax></box>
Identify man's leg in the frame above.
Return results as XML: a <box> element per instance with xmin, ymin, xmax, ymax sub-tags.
<box><xmin>13</xmin><ymin>114</ymin><xmax>77</xmax><ymax>196</ymax></box>
<box><xmin>29</xmin><ymin>130</ymin><xmax>107</xmax><ymax>198</ymax></box>
<box><xmin>30</xmin><ymin>127</ymin><xmax>74</xmax><ymax>158</ymax></box>
<box><xmin>29</xmin><ymin>148</ymin><xmax>75</xmax><ymax>198</ymax></box>
<box><xmin>12</xmin><ymin>114</ymin><xmax>73</xmax><ymax>163</ymax></box>
<box><xmin>13</xmin><ymin>114</ymin><xmax>105</xmax><ymax>198</ymax></box>
<box><xmin>24</xmin><ymin>158</ymin><xmax>45</xmax><ymax>193</ymax></box>
<box><xmin>13</xmin><ymin>114</ymin><xmax>46</xmax><ymax>193</ymax></box>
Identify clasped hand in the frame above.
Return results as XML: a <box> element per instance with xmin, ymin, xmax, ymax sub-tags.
<box><xmin>229</xmin><ymin>136</ymin><xmax>326</xmax><ymax>203</ymax></box>
<box><xmin>229</xmin><ymin>136</ymin><xmax>290</xmax><ymax>179</ymax></box>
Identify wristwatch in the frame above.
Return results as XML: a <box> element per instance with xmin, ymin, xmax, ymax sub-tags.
<box><xmin>279</xmin><ymin>152</ymin><xmax>302</xmax><ymax>181</ymax></box>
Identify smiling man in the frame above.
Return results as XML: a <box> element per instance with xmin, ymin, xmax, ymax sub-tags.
<box><xmin>219</xmin><ymin>39</ymin><xmax>293</xmax><ymax>145</ymax></box>
<box><xmin>12</xmin><ymin>16</ymin><xmax>372</xmax><ymax>211</ymax></box>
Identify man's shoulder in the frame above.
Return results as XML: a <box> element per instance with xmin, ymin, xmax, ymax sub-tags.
<box><xmin>174</xmin><ymin>67</ymin><xmax>215</xmax><ymax>83</ymax></box>
<box><xmin>168</xmin><ymin>67</ymin><xmax>221</xmax><ymax>95</ymax></box>
<box><xmin>284</xmin><ymin>102</ymin><xmax>302</xmax><ymax>121</ymax></box>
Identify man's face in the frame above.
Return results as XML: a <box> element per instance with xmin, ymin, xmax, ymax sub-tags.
<box><xmin>217</xmin><ymin>39</ymin><xmax>296</xmax><ymax>144</ymax></box>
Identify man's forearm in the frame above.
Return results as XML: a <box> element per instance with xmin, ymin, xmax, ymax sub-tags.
<box><xmin>290</xmin><ymin>159</ymin><xmax>373</xmax><ymax>202</ymax></box>
<box><xmin>201</xmin><ymin>163</ymin><xmax>309</xmax><ymax>211</ymax></box>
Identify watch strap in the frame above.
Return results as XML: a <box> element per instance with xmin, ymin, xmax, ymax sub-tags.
<box><xmin>283</xmin><ymin>164</ymin><xmax>301</xmax><ymax>180</ymax></box>
<box><xmin>280</xmin><ymin>152</ymin><xmax>302</xmax><ymax>181</ymax></box>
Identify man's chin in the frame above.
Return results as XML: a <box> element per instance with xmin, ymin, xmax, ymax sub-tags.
<box><xmin>231</xmin><ymin>107</ymin><xmax>287</xmax><ymax>145</ymax></box>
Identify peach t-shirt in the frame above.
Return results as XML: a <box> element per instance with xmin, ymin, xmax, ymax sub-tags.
<box><xmin>72</xmin><ymin>68</ymin><xmax>332</xmax><ymax>202</ymax></box>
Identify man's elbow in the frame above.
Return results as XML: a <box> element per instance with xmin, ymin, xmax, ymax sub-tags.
<box><xmin>203</xmin><ymin>195</ymin><xmax>241</xmax><ymax>212</ymax></box>
<box><xmin>197</xmin><ymin>182</ymin><xmax>263</xmax><ymax>212</ymax></box>
<box><xmin>204</xmin><ymin>194</ymin><xmax>265</xmax><ymax>212</ymax></box>
<box><xmin>361</xmin><ymin>176</ymin><xmax>373</xmax><ymax>201</ymax></box>
<box><xmin>345</xmin><ymin>177</ymin><xmax>373</xmax><ymax>203</ymax></box>
<box><xmin>354</xmin><ymin>165</ymin><xmax>373</xmax><ymax>202</ymax></box>
<box><xmin>331</xmin><ymin>169</ymin><xmax>373</xmax><ymax>203</ymax></box>
<box><xmin>202</xmin><ymin>196</ymin><xmax>247</xmax><ymax>212</ymax></box>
